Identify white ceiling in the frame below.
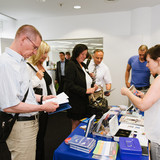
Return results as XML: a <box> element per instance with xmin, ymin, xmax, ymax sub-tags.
<box><xmin>1</xmin><ymin>0</ymin><xmax>160</xmax><ymax>55</ymax></box>
<box><xmin>0</xmin><ymin>0</ymin><xmax>160</xmax><ymax>20</ymax></box>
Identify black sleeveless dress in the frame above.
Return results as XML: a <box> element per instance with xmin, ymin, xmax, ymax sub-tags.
<box><xmin>36</xmin><ymin>70</ymin><xmax>53</xmax><ymax>160</ymax></box>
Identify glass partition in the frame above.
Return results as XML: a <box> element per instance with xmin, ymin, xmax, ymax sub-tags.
<box><xmin>45</xmin><ymin>37</ymin><xmax>103</xmax><ymax>65</ymax></box>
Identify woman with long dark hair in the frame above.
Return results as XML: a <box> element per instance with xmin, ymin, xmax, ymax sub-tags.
<box><xmin>64</xmin><ymin>44</ymin><xmax>98</xmax><ymax>131</ymax></box>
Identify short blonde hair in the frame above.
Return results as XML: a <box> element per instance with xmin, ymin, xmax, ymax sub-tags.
<box><xmin>28</xmin><ymin>40</ymin><xmax>50</xmax><ymax>65</ymax></box>
<box><xmin>138</xmin><ymin>45</ymin><xmax>148</xmax><ymax>51</ymax></box>
<box><xmin>15</xmin><ymin>24</ymin><xmax>42</xmax><ymax>41</ymax></box>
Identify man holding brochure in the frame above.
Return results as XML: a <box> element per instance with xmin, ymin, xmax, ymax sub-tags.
<box><xmin>0</xmin><ymin>25</ymin><xmax>59</xmax><ymax>160</ymax></box>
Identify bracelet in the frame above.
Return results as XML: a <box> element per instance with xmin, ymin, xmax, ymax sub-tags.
<box><xmin>40</xmin><ymin>96</ymin><xmax>44</xmax><ymax>104</ymax></box>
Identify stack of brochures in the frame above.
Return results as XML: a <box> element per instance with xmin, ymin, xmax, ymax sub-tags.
<box><xmin>92</xmin><ymin>140</ymin><xmax>118</xmax><ymax>159</ymax></box>
<box><xmin>68</xmin><ymin>134</ymin><xmax>96</xmax><ymax>153</ymax></box>
<box><xmin>119</xmin><ymin>115</ymin><xmax>144</xmax><ymax>126</ymax></box>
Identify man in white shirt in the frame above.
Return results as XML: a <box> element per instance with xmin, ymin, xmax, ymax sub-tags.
<box><xmin>88</xmin><ymin>49</ymin><xmax>112</xmax><ymax>96</ymax></box>
<box><xmin>0</xmin><ymin>25</ymin><xmax>59</xmax><ymax>160</ymax></box>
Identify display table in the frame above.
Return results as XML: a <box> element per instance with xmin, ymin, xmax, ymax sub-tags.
<box><xmin>53</xmin><ymin>122</ymin><xmax>149</xmax><ymax>160</ymax></box>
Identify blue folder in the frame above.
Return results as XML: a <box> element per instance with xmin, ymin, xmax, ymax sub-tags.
<box><xmin>48</xmin><ymin>103</ymin><xmax>71</xmax><ymax>115</ymax></box>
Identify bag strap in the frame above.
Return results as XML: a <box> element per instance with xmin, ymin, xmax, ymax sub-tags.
<box><xmin>14</xmin><ymin>88</ymin><xmax>29</xmax><ymax>118</ymax></box>
<box><xmin>22</xmin><ymin>88</ymin><xmax>29</xmax><ymax>102</ymax></box>
<box><xmin>27</xmin><ymin>62</ymin><xmax>37</xmax><ymax>73</ymax></box>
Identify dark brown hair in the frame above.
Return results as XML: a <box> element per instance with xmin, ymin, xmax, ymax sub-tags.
<box><xmin>144</xmin><ymin>44</ymin><xmax>160</xmax><ymax>61</ymax></box>
<box><xmin>71</xmin><ymin>44</ymin><xmax>88</xmax><ymax>61</ymax></box>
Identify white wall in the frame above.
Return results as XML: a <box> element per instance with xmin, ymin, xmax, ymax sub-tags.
<box><xmin>151</xmin><ymin>5</ymin><xmax>160</xmax><ymax>45</ymax></box>
<box><xmin>0</xmin><ymin>38</ymin><xmax>13</xmax><ymax>54</ymax></box>
<box><xmin>12</xmin><ymin>5</ymin><xmax>160</xmax><ymax>106</ymax></box>
<box><xmin>0</xmin><ymin>20</ymin><xmax>16</xmax><ymax>55</ymax></box>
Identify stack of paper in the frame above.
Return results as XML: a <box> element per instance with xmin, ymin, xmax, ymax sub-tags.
<box><xmin>92</xmin><ymin>140</ymin><xmax>118</xmax><ymax>160</ymax></box>
<box><xmin>68</xmin><ymin>135</ymin><xmax>96</xmax><ymax>153</ymax></box>
<box><xmin>43</xmin><ymin>92</ymin><xmax>71</xmax><ymax>114</ymax></box>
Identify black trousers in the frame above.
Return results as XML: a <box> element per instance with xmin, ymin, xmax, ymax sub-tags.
<box><xmin>57</xmin><ymin>76</ymin><xmax>65</xmax><ymax>94</ymax></box>
<box><xmin>36</xmin><ymin>112</ymin><xmax>48</xmax><ymax>160</ymax></box>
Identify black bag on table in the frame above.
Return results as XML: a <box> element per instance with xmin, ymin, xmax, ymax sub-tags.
<box><xmin>0</xmin><ymin>89</ymin><xmax>29</xmax><ymax>160</ymax></box>
<box><xmin>87</xmin><ymin>87</ymin><xmax>109</xmax><ymax>119</ymax></box>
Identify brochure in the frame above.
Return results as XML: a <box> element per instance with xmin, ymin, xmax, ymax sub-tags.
<box><xmin>129</xmin><ymin>85</ymin><xmax>138</xmax><ymax>96</ymax></box>
<box><xmin>43</xmin><ymin>92</ymin><xmax>69</xmax><ymax>104</ymax></box>
<box><xmin>104</xmin><ymin>88</ymin><xmax>115</xmax><ymax>95</ymax></box>
<box><xmin>119</xmin><ymin>115</ymin><xmax>144</xmax><ymax>126</ymax></box>
<box><xmin>68</xmin><ymin>134</ymin><xmax>96</xmax><ymax>153</ymax></box>
<box><xmin>69</xmin><ymin>135</ymin><xmax>96</xmax><ymax>149</ymax></box>
<box><xmin>48</xmin><ymin>103</ymin><xmax>71</xmax><ymax>115</ymax></box>
<box><xmin>93</xmin><ymin>140</ymin><xmax>118</xmax><ymax>160</ymax></box>
<box><xmin>43</xmin><ymin>92</ymin><xmax>71</xmax><ymax>115</ymax></box>
<box><xmin>85</xmin><ymin>114</ymin><xmax>96</xmax><ymax>137</ymax></box>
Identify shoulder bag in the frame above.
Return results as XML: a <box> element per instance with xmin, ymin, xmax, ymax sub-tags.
<box><xmin>0</xmin><ymin>88</ymin><xmax>29</xmax><ymax>160</ymax></box>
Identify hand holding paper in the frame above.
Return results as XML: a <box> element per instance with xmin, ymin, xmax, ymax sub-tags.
<box><xmin>43</xmin><ymin>92</ymin><xmax>69</xmax><ymax>104</ymax></box>
<box><xmin>43</xmin><ymin>92</ymin><xmax>71</xmax><ymax>114</ymax></box>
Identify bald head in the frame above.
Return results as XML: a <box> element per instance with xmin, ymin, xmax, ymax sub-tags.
<box><xmin>93</xmin><ymin>49</ymin><xmax>104</xmax><ymax>65</ymax></box>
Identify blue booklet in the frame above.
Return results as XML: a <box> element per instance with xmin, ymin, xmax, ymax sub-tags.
<box><xmin>69</xmin><ymin>134</ymin><xmax>96</xmax><ymax>149</ymax></box>
<box><xmin>48</xmin><ymin>103</ymin><xmax>71</xmax><ymax>115</ymax></box>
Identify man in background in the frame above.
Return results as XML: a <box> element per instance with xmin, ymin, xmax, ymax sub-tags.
<box><xmin>88</xmin><ymin>49</ymin><xmax>112</xmax><ymax>96</ymax></box>
<box><xmin>125</xmin><ymin>45</ymin><xmax>150</xmax><ymax>93</ymax></box>
<box><xmin>55</xmin><ymin>52</ymin><xmax>69</xmax><ymax>94</ymax></box>
<box><xmin>65</xmin><ymin>52</ymin><xmax>71</xmax><ymax>60</ymax></box>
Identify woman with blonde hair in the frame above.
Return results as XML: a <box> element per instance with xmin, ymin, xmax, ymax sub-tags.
<box><xmin>27</xmin><ymin>40</ymin><xmax>56</xmax><ymax>96</ymax></box>
<box><xmin>27</xmin><ymin>40</ymin><xmax>56</xmax><ymax>160</ymax></box>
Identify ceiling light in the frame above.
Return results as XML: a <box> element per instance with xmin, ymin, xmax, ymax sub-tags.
<box><xmin>74</xmin><ymin>5</ymin><xmax>81</xmax><ymax>9</ymax></box>
<box><xmin>36</xmin><ymin>0</ymin><xmax>46</xmax><ymax>2</ymax></box>
<box><xmin>104</xmin><ymin>0</ymin><xmax>119</xmax><ymax>2</ymax></box>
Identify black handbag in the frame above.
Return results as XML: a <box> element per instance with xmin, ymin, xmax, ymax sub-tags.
<box><xmin>87</xmin><ymin>87</ymin><xmax>109</xmax><ymax>119</ymax></box>
<box><xmin>0</xmin><ymin>88</ymin><xmax>29</xmax><ymax>160</ymax></box>
<box><xmin>34</xmin><ymin>87</ymin><xmax>43</xmax><ymax>95</ymax></box>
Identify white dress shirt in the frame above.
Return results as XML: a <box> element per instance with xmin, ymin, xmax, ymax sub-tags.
<box><xmin>82</xmin><ymin>67</ymin><xmax>92</xmax><ymax>89</ymax></box>
<box><xmin>88</xmin><ymin>59</ymin><xmax>112</xmax><ymax>88</ymax></box>
<box><xmin>0</xmin><ymin>48</ymin><xmax>38</xmax><ymax>116</ymax></box>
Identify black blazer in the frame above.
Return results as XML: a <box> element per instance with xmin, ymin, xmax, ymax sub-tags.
<box><xmin>64</xmin><ymin>60</ymin><xmax>89</xmax><ymax>120</ymax></box>
<box><xmin>55</xmin><ymin>59</ymin><xmax>69</xmax><ymax>84</ymax></box>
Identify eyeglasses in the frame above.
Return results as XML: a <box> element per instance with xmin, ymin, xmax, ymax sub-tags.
<box><xmin>27</xmin><ymin>37</ymin><xmax>39</xmax><ymax>51</ymax></box>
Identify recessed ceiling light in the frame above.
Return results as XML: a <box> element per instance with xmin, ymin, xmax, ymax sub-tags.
<box><xmin>104</xmin><ymin>0</ymin><xmax>118</xmax><ymax>2</ymax></box>
<box><xmin>74</xmin><ymin>5</ymin><xmax>81</xmax><ymax>9</ymax></box>
<box><xmin>36</xmin><ymin>0</ymin><xmax>46</xmax><ymax>2</ymax></box>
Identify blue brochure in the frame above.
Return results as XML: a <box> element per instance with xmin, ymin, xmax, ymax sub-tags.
<box><xmin>69</xmin><ymin>134</ymin><xmax>95</xmax><ymax>149</ymax></box>
<box><xmin>48</xmin><ymin>103</ymin><xmax>71</xmax><ymax>115</ymax></box>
